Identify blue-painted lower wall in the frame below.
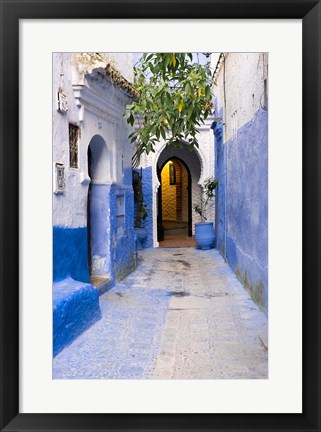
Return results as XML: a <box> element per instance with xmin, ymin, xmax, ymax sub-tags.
<box><xmin>53</xmin><ymin>226</ymin><xmax>90</xmax><ymax>283</ymax></box>
<box><xmin>215</xmin><ymin>108</ymin><xmax>268</xmax><ymax>312</ymax></box>
<box><xmin>53</xmin><ymin>180</ymin><xmax>137</xmax><ymax>356</ymax></box>
<box><xmin>213</xmin><ymin>120</ymin><xmax>226</xmax><ymax>256</ymax></box>
<box><xmin>110</xmin><ymin>183</ymin><xmax>137</xmax><ymax>280</ymax></box>
<box><xmin>89</xmin><ymin>184</ymin><xmax>110</xmax><ymax>277</ymax></box>
<box><xmin>53</xmin><ymin>278</ymin><xmax>101</xmax><ymax>356</ymax></box>
<box><xmin>139</xmin><ymin>166</ymin><xmax>153</xmax><ymax>248</ymax></box>
<box><xmin>54</xmin><ymin>183</ymin><xmax>137</xmax><ymax>286</ymax></box>
<box><xmin>88</xmin><ymin>182</ymin><xmax>137</xmax><ymax>281</ymax></box>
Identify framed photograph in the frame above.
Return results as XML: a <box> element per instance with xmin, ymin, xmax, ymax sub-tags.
<box><xmin>1</xmin><ymin>1</ymin><xmax>320</xmax><ymax>431</ymax></box>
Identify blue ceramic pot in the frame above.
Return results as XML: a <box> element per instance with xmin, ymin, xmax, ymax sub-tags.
<box><xmin>195</xmin><ymin>222</ymin><xmax>215</xmax><ymax>250</ymax></box>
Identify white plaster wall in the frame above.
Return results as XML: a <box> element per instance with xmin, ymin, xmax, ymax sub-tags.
<box><xmin>70</xmin><ymin>52</ymin><xmax>134</xmax><ymax>86</ymax></box>
<box><xmin>212</xmin><ymin>53</ymin><xmax>268</xmax><ymax>141</ymax></box>
<box><xmin>100</xmin><ymin>53</ymin><xmax>134</xmax><ymax>83</ymax></box>
<box><xmin>53</xmin><ymin>53</ymin><xmax>135</xmax><ymax>228</ymax></box>
<box><xmin>53</xmin><ymin>53</ymin><xmax>85</xmax><ymax>228</ymax></box>
<box><xmin>114</xmin><ymin>109</ymin><xmax>134</xmax><ymax>184</ymax></box>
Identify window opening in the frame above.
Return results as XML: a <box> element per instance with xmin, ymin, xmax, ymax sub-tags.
<box><xmin>69</xmin><ymin>124</ymin><xmax>79</xmax><ymax>168</ymax></box>
<box><xmin>54</xmin><ymin>163</ymin><xmax>65</xmax><ymax>193</ymax></box>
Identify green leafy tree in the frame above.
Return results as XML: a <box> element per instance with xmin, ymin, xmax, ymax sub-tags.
<box><xmin>127</xmin><ymin>53</ymin><xmax>214</xmax><ymax>164</ymax></box>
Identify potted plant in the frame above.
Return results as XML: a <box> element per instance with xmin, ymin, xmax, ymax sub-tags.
<box><xmin>133</xmin><ymin>169</ymin><xmax>148</xmax><ymax>250</ymax></box>
<box><xmin>193</xmin><ymin>177</ymin><xmax>218</xmax><ymax>250</ymax></box>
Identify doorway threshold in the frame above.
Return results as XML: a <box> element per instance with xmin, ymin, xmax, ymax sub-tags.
<box><xmin>159</xmin><ymin>235</ymin><xmax>196</xmax><ymax>248</ymax></box>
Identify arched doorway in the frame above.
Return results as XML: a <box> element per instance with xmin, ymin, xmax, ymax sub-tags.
<box><xmin>152</xmin><ymin>140</ymin><xmax>208</xmax><ymax>248</ymax></box>
<box><xmin>87</xmin><ymin>135</ymin><xmax>110</xmax><ymax>287</ymax></box>
<box><xmin>158</xmin><ymin>157</ymin><xmax>194</xmax><ymax>247</ymax></box>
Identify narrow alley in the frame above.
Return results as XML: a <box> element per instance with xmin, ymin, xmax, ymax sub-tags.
<box><xmin>53</xmin><ymin>247</ymin><xmax>268</xmax><ymax>380</ymax></box>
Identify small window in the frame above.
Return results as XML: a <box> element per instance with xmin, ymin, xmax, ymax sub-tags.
<box><xmin>57</xmin><ymin>90</ymin><xmax>68</xmax><ymax>114</ymax></box>
<box><xmin>69</xmin><ymin>124</ymin><xmax>79</xmax><ymax>168</ymax></box>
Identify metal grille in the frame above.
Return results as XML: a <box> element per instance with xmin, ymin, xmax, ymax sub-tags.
<box><xmin>69</xmin><ymin>124</ymin><xmax>79</xmax><ymax>168</ymax></box>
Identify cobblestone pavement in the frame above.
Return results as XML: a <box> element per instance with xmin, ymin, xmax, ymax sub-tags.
<box><xmin>53</xmin><ymin>248</ymin><xmax>268</xmax><ymax>379</ymax></box>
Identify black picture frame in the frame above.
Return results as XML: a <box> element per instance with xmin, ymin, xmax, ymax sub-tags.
<box><xmin>1</xmin><ymin>1</ymin><xmax>320</xmax><ymax>431</ymax></box>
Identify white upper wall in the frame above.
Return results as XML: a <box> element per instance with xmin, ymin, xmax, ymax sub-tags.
<box><xmin>212</xmin><ymin>53</ymin><xmax>268</xmax><ymax>142</ymax></box>
<box><xmin>91</xmin><ymin>53</ymin><xmax>134</xmax><ymax>83</ymax></box>
<box><xmin>53</xmin><ymin>52</ymin><xmax>135</xmax><ymax>228</ymax></box>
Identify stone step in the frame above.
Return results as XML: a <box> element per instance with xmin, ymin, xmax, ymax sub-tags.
<box><xmin>53</xmin><ymin>277</ymin><xmax>101</xmax><ymax>356</ymax></box>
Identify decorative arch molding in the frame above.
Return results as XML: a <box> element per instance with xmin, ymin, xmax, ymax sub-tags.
<box><xmin>72</xmin><ymin>54</ymin><xmax>135</xmax><ymax>123</ymax></box>
<box><xmin>150</xmin><ymin>139</ymin><xmax>212</xmax><ymax>247</ymax></box>
<box><xmin>73</xmin><ymin>84</ymin><xmax>128</xmax><ymax>123</ymax></box>
<box><xmin>152</xmin><ymin>139</ymin><xmax>209</xmax><ymax>193</ymax></box>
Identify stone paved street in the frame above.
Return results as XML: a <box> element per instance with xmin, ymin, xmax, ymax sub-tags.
<box><xmin>53</xmin><ymin>248</ymin><xmax>268</xmax><ymax>379</ymax></box>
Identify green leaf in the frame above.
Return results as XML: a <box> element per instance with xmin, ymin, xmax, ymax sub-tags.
<box><xmin>205</xmin><ymin>85</ymin><xmax>211</xmax><ymax>99</ymax></box>
<box><xmin>185</xmin><ymin>82</ymin><xmax>191</xmax><ymax>96</ymax></box>
<box><xmin>127</xmin><ymin>113</ymin><xmax>134</xmax><ymax>125</ymax></box>
<box><xmin>145</xmin><ymin>54</ymin><xmax>153</xmax><ymax>62</ymax></box>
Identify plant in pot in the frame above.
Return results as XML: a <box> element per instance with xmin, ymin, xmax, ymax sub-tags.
<box><xmin>193</xmin><ymin>177</ymin><xmax>218</xmax><ymax>250</ymax></box>
<box><xmin>133</xmin><ymin>169</ymin><xmax>148</xmax><ymax>250</ymax></box>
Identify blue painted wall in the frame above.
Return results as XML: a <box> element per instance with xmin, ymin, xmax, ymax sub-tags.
<box><xmin>109</xmin><ymin>182</ymin><xmax>137</xmax><ymax>281</ymax></box>
<box><xmin>53</xmin><ymin>179</ymin><xmax>137</xmax><ymax>356</ymax></box>
<box><xmin>53</xmin><ymin>226</ymin><xmax>90</xmax><ymax>283</ymax></box>
<box><xmin>88</xmin><ymin>179</ymin><xmax>137</xmax><ymax>282</ymax></box>
<box><xmin>54</xmin><ymin>180</ymin><xmax>137</xmax><ymax>286</ymax></box>
<box><xmin>89</xmin><ymin>183</ymin><xmax>111</xmax><ymax>276</ymax></box>
<box><xmin>213</xmin><ymin>116</ymin><xmax>225</xmax><ymax>255</ymax></box>
<box><xmin>139</xmin><ymin>166</ymin><xmax>153</xmax><ymax>248</ymax></box>
<box><xmin>123</xmin><ymin>166</ymin><xmax>133</xmax><ymax>187</ymax></box>
<box><xmin>53</xmin><ymin>278</ymin><xmax>101</xmax><ymax>356</ymax></box>
<box><xmin>215</xmin><ymin>108</ymin><xmax>268</xmax><ymax>312</ymax></box>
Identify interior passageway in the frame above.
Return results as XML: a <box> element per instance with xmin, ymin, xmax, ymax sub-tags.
<box><xmin>159</xmin><ymin>158</ymin><xmax>196</xmax><ymax>247</ymax></box>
